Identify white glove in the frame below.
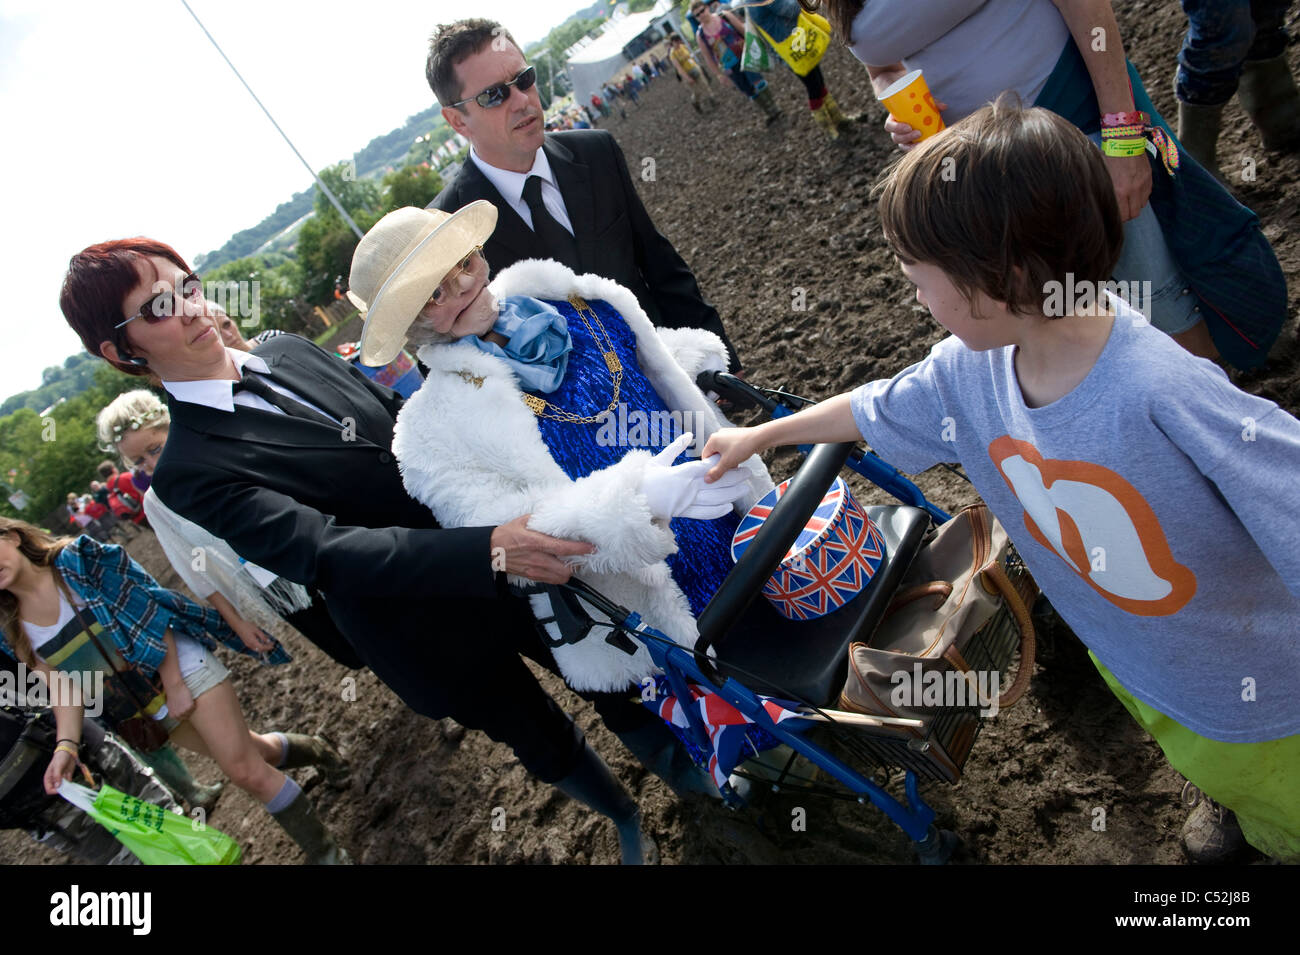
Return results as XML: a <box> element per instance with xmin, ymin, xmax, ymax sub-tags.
<box><xmin>640</xmin><ymin>432</ymin><xmax>751</xmax><ymax>521</ymax></box>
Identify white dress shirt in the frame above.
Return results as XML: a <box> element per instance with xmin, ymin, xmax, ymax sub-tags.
<box><xmin>162</xmin><ymin>347</ymin><xmax>340</xmax><ymax>424</ymax></box>
<box><xmin>469</xmin><ymin>146</ymin><xmax>575</xmax><ymax>235</ymax></box>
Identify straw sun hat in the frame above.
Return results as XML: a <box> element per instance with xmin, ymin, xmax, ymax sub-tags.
<box><xmin>348</xmin><ymin>201</ymin><xmax>498</xmax><ymax>366</ymax></box>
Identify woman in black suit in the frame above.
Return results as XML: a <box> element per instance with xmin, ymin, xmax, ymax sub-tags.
<box><xmin>58</xmin><ymin>236</ymin><xmax>665</xmax><ymax>863</ymax></box>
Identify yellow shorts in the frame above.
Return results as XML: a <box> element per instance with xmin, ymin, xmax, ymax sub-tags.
<box><xmin>1091</xmin><ymin>652</ymin><xmax>1300</xmax><ymax>863</ymax></box>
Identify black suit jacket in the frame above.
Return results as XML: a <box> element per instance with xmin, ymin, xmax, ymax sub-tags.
<box><xmin>430</xmin><ymin>129</ymin><xmax>740</xmax><ymax>370</ymax></box>
<box><xmin>151</xmin><ymin>335</ymin><xmax>510</xmax><ymax>715</ymax></box>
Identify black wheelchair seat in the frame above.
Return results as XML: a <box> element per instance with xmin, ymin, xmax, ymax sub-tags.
<box><xmin>708</xmin><ymin>505</ymin><xmax>931</xmax><ymax>707</ymax></box>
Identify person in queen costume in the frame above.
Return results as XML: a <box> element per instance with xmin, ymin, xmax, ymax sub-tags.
<box><xmin>349</xmin><ymin>202</ymin><xmax>773</xmax><ymax>698</ymax></box>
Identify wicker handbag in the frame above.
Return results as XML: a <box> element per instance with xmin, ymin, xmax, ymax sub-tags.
<box><xmin>839</xmin><ymin>504</ymin><xmax>1037</xmax><ymax>782</ymax></box>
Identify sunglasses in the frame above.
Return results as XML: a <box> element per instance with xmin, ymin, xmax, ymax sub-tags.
<box><xmin>450</xmin><ymin>66</ymin><xmax>537</xmax><ymax>109</ymax></box>
<box><xmin>427</xmin><ymin>248</ymin><xmax>484</xmax><ymax>306</ymax></box>
<box><xmin>115</xmin><ymin>272</ymin><xmax>203</xmax><ymax>329</ymax></box>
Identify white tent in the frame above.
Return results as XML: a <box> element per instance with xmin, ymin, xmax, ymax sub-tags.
<box><xmin>566</xmin><ymin>1</ymin><xmax>680</xmax><ymax>111</ymax></box>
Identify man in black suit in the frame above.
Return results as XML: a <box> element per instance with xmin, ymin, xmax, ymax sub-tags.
<box><xmin>426</xmin><ymin>18</ymin><xmax>741</xmax><ymax>371</ymax></box>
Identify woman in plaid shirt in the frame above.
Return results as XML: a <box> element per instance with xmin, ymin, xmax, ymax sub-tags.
<box><xmin>0</xmin><ymin>518</ymin><xmax>351</xmax><ymax>864</ymax></box>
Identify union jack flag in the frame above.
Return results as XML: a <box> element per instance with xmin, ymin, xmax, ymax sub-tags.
<box><xmin>644</xmin><ymin>677</ymin><xmax>812</xmax><ymax>790</ymax></box>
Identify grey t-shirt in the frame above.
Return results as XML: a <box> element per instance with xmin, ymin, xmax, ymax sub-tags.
<box><xmin>850</xmin><ymin>304</ymin><xmax>1300</xmax><ymax>743</ymax></box>
<box><xmin>850</xmin><ymin>0</ymin><xmax>1072</xmax><ymax>123</ymax></box>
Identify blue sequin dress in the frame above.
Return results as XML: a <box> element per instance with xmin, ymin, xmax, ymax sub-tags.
<box><xmin>526</xmin><ymin>296</ymin><xmax>739</xmax><ymax>617</ymax></box>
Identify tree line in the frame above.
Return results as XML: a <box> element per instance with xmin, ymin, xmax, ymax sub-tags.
<box><xmin>3</xmin><ymin>7</ymin><xmax>622</xmax><ymax>523</ymax></box>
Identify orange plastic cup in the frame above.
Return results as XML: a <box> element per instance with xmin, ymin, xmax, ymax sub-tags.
<box><xmin>878</xmin><ymin>69</ymin><xmax>945</xmax><ymax>141</ymax></box>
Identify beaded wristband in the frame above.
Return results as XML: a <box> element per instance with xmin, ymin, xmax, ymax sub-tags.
<box><xmin>1150</xmin><ymin>127</ymin><xmax>1181</xmax><ymax>174</ymax></box>
<box><xmin>1100</xmin><ymin>124</ymin><xmax>1145</xmax><ymax>139</ymax></box>
<box><xmin>1101</xmin><ymin>110</ymin><xmax>1148</xmax><ymax>128</ymax></box>
<box><xmin>1102</xmin><ymin>137</ymin><xmax>1147</xmax><ymax>157</ymax></box>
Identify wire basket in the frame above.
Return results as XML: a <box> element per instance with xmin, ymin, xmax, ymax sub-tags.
<box><xmin>833</xmin><ymin>555</ymin><xmax>1038</xmax><ymax>784</ymax></box>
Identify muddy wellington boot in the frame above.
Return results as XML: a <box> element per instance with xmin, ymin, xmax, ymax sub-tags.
<box><xmin>277</xmin><ymin>732</ymin><xmax>350</xmax><ymax>782</ymax></box>
<box><xmin>822</xmin><ymin>91</ymin><xmax>852</xmax><ymax>130</ymax></box>
<box><xmin>552</xmin><ymin>743</ymin><xmax>658</xmax><ymax>865</ymax></box>
<box><xmin>752</xmin><ymin>86</ymin><xmax>782</xmax><ymax>125</ymax></box>
<box><xmin>141</xmin><ymin>743</ymin><xmax>224</xmax><ymax>815</ymax></box>
<box><xmin>1177</xmin><ymin>100</ymin><xmax>1225</xmax><ymax>181</ymax></box>
<box><xmin>811</xmin><ymin>102</ymin><xmax>840</xmax><ymax>139</ymax></box>
<box><xmin>271</xmin><ymin>791</ymin><xmax>353</xmax><ymax>864</ymax></box>
<box><xmin>1238</xmin><ymin>54</ymin><xmax>1300</xmax><ymax>152</ymax></box>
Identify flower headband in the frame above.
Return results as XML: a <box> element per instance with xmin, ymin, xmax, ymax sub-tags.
<box><xmin>100</xmin><ymin>407</ymin><xmax>166</xmax><ymax>451</ymax></box>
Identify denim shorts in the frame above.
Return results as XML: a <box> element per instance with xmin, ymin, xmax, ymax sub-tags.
<box><xmin>1086</xmin><ymin>132</ymin><xmax>1202</xmax><ymax>336</ymax></box>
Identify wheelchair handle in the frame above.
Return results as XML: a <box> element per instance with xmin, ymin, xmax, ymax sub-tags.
<box><xmin>696</xmin><ymin>370</ymin><xmax>779</xmax><ymax>414</ymax></box>
<box><xmin>694</xmin><ymin>441</ymin><xmax>855</xmax><ymax>656</ymax></box>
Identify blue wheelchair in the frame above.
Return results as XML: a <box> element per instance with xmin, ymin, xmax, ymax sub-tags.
<box><xmin>547</xmin><ymin>371</ymin><xmax>1038</xmax><ymax>863</ymax></box>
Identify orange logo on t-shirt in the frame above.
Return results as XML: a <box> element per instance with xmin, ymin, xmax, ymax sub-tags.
<box><xmin>988</xmin><ymin>436</ymin><xmax>1196</xmax><ymax>617</ymax></box>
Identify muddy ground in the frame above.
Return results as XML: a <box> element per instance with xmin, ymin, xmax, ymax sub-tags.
<box><xmin>5</xmin><ymin>0</ymin><xmax>1297</xmax><ymax>865</ymax></box>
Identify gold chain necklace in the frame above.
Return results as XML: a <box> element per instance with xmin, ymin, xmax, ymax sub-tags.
<box><xmin>521</xmin><ymin>294</ymin><xmax>622</xmax><ymax>424</ymax></box>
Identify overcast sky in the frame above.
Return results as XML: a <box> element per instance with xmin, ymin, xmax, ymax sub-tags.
<box><xmin>0</xmin><ymin>0</ymin><xmax>590</xmax><ymax>396</ymax></box>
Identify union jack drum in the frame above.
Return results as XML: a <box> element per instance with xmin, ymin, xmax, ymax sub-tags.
<box><xmin>730</xmin><ymin>476</ymin><xmax>886</xmax><ymax>620</ymax></box>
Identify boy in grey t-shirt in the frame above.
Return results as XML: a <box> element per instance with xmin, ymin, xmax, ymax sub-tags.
<box><xmin>702</xmin><ymin>102</ymin><xmax>1300</xmax><ymax>863</ymax></box>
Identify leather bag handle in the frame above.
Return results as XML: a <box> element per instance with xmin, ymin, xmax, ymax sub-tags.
<box><xmin>978</xmin><ymin>562</ymin><xmax>1037</xmax><ymax>708</ymax></box>
<box><xmin>885</xmin><ymin>581</ymin><xmax>953</xmax><ymax>617</ymax></box>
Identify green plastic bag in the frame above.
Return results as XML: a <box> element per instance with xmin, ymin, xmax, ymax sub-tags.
<box><xmin>741</xmin><ymin>15</ymin><xmax>772</xmax><ymax>72</ymax></box>
<box><xmin>59</xmin><ymin>780</ymin><xmax>241</xmax><ymax>865</ymax></box>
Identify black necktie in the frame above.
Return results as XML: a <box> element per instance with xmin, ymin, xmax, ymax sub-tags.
<box><xmin>522</xmin><ymin>175</ymin><xmax>580</xmax><ymax>270</ymax></box>
<box><xmin>234</xmin><ymin>372</ymin><xmax>340</xmax><ymax>429</ymax></box>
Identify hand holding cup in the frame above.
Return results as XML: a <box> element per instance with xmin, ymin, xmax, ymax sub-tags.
<box><xmin>875</xmin><ymin>69</ymin><xmax>947</xmax><ymax>150</ymax></box>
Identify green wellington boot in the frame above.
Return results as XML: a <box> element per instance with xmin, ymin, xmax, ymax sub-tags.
<box><xmin>141</xmin><ymin>743</ymin><xmax>224</xmax><ymax>815</ymax></box>
<box><xmin>1239</xmin><ymin>53</ymin><xmax>1300</xmax><ymax>151</ymax></box>
<box><xmin>1177</xmin><ymin>99</ymin><xmax>1225</xmax><ymax>181</ymax></box>
<box><xmin>278</xmin><ymin>732</ymin><xmax>350</xmax><ymax>782</ymax></box>
<box><xmin>752</xmin><ymin>86</ymin><xmax>782</xmax><ymax>125</ymax></box>
<box><xmin>271</xmin><ymin>791</ymin><xmax>353</xmax><ymax>864</ymax></box>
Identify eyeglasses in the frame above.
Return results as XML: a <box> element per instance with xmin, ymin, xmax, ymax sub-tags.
<box><xmin>449</xmin><ymin>66</ymin><xmax>537</xmax><ymax>109</ymax></box>
<box><xmin>115</xmin><ymin>272</ymin><xmax>203</xmax><ymax>329</ymax></box>
<box><xmin>427</xmin><ymin>248</ymin><xmax>484</xmax><ymax>307</ymax></box>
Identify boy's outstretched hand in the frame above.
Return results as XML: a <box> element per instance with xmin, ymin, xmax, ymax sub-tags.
<box><xmin>703</xmin><ymin>394</ymin><xmax>863</xmax><ymax>483</ymax></box>
<box><xmin>702</xmin><ymin>428</ymin><xmax>763</xmax><ymax>482</ymax></box>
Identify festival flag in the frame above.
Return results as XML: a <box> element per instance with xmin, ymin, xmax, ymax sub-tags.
<box><xmin>645</xmin><ymin>677</ymin><xmax>812</xmax><ymax>790</ymax></box>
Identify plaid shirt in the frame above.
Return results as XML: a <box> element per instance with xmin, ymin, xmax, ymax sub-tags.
<box><xmin>49</xmin><ymin>536</ymin><xmax>291</xmax><ymax>675</ymax></box>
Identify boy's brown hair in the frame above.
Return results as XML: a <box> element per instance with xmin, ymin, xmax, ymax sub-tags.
<box><xmin>875</xmin><ymin>98</ymin><xmax>1123</xmax><ymax>318</ymax></box>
